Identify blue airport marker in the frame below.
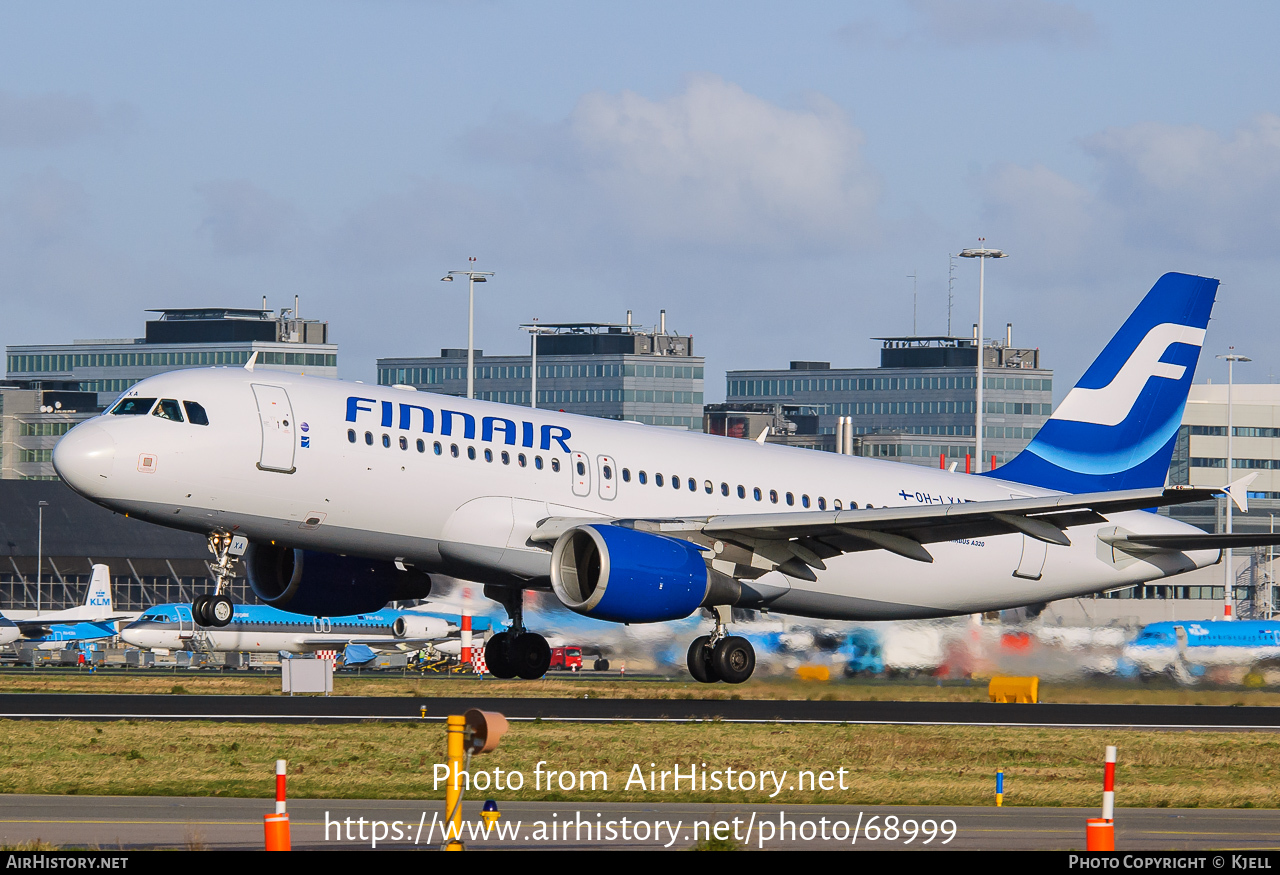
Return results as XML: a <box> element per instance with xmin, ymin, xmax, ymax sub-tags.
<box><xmin>996</xmin><ymin>770</ymin><xmax>1004</xmax><ymax>807</ymax></box>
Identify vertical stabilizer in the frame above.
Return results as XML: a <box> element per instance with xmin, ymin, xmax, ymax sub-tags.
<box><xmin>84</xmin><ymin>564</ymin><xmax>113</xmax><ymax>621</ymax></box>
<box><xmin>992</xmin><ymin>272</ymin><xmax>1218</xmax><ymax>493</ymax></box>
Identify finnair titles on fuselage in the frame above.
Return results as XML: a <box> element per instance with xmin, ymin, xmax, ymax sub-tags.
<box><xmin>53</xmin><ymin>273</ymin><xmax>1262</xmax><ymax>683</ymax></box>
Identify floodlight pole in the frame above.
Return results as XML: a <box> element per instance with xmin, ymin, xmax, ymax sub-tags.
<box><xmin>959</xmin><ymin>242</ymin><xmax>1007</xmax><ymax>470</ymax></box>
<box><xmin>36</xmin><ymin>500</ymin><xmax>48</xmax><ymax>614</ymax></box>
<box><xmin>1218</xmin><ymin>350</ymin><xmax>1250</xmax><ymax>620</ymax></box>
<box><xmin>441</xmin><ymin>258</ymin><xmax>494</xmax><ymax>400</ymax></box>
<box><xmin>519</xmin><ymin>323</ymin><xmax>548</xmax><ymax>409</ymax></box>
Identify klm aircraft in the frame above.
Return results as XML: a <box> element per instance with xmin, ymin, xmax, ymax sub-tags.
<box><xmin>11</xmin><ymin>565</ymin><xmax>133</xmax><ymax>649</ymax></box>
<box><xmin>1124</xmin><ymin>618</ymin><xmax>1280</xmax><ymax>677</ymax></box>
<box><xmin>121</xmin><ymin>603</ymin><xmax>455</xmax><ymax>654</ymax></box>
<box><xmin>52</xmin><ymin>272</ymin><xmax>1280</xmax><ymax>683</ymax></box>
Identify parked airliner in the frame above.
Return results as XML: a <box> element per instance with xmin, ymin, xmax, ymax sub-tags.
<box><xmin>53</xmin><ymin>272</ymin><xmax>1280</xmax><ymax>683</ymax></box>
<box><xmin>121</xmin><ymin>603</ymin><xmax>455</xmax><ymax>655</ymax></box>
<box><xmin>1124</xmin><ymin>619</ymin><xmax>1280</xmax><ymax>679</ymax></box>
<box><xmin>10</xmin><ymin>564</ymin><xmax>134</xmax><ymax>649</ymax></box>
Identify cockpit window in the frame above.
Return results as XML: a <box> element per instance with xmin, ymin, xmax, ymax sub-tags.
<box><xmin>110</xmin><ymin>397</ymin><xmax>157</xmax><ymax>416</ymax></box>
<box><xmin>183</xmin><ymin>401</ymin><xmax>209</xmax><ymax>426</ymax></box>
<box><xmin>153</xmin><ymin>399</ymin><xmax>184</xmax><ymax>422</ymax></box>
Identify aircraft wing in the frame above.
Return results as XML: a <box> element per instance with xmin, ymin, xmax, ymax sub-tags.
<box><xmin>531</xmin><ymin>485</ymin><xmax>1243</xmax><ymax>581</ymax></box>
<box><xmin>297</xmin><ymin>637</ymin><xmax>444</xmax><ymax>648</ymax></box>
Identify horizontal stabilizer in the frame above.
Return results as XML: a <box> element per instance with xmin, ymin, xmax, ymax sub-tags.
<box><xmin>1102</xmin><ymin>532</ymin><xmax>1280</xmax><ymax>554</ymax></box>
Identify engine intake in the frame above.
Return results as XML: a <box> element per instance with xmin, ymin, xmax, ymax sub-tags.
<box><xmin>550</xmin><ymin>524</ymin><xmax>737</xmax><ymax>623</ymax></box>
<box><xmin>245</xmin><ymin>543</ymin><xmax>432</xmax><ymax>616</ymax></box>
<box><xmin>392</xmin><ymin>614</ymin><xmax>453</xmax><ymax>639</ymax></box>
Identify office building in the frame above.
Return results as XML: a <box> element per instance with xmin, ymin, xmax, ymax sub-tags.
<box><xmin>0</xmin><ymin>382</ymin><xmax>99</xmax><ymax>480</ymax></box>
<box><xmin>6</xmin><ymin>303</ymin><xmax>337</xmax><ymax>409</ymax></box>
<box><xmin>377</xmin><ymin>315</ymin><xmax>705</xmax><ymax>430</ymax></box>
<box><xmin>722</xmin><ymin>329</ymin><xmax>1052</xmax><ymax>468</ymax></box>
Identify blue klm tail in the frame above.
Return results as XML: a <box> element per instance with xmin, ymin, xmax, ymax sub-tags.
<box><xmin>992</xmin><ymin>272</ymin><xmax>1218</xmax><ymax>493</ymax></box>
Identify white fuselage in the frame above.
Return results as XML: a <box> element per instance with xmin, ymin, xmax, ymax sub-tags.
<box><xmin>53</xmin><ymin>368</ymin><xmax>1219</xmax><ymax>622</ymax></box>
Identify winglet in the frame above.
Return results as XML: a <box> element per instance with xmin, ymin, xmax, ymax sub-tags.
<box><xmin>755</xmin><ymin>426</ymin><xmax>770</xmax><ymax>445</ymax></box>
<box><xmin>244</xmin><ymin>351</ymin><xmax>258</xmax><ymax>372</ymax></box>
<box><xmin>1223</xmin><ymin>472</ymin><xmax>1259</xmax><ymax>513</ymax></box>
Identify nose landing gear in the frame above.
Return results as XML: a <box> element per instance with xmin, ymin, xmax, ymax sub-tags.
<box><xmin>687</xmin><ymin>606</ymin><xmax>755</xmax><ymax>684</ymax></box>
<box><xmin>195</xmin><ymin>532</ymin><xmax>243</xmax><ymax>628</ymax></box>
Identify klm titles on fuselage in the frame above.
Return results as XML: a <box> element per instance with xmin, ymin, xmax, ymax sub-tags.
<box><xmin>346</xmin><ymin>397</ymin><xmax>572</xmax><ymax>453</ymax></box>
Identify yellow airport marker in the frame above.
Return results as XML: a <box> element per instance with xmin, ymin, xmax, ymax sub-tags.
<box><xmin>996</xmin><ymin>769</ymin><xmax>1004</xmax><ymax>807</ymax></box>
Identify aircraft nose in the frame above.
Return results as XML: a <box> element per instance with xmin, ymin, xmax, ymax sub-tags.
<box><xmin>53</xmin><ymin>422</ymin><xmax>116</xmax><ymax>493</ymax></box>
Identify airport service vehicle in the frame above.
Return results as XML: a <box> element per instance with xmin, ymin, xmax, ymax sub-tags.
<box><xmin>53</xmin><ymin>273</ymin><xmax>1280</xmax><ymax>683</ymax></box>
<box><xmin>121</xmin><ymin>603</ymin><xmax>454</xmax><ymax>655</ymax></box>
<box><xmin>548</xmin><ymin>646</ymin><xmax>583</xmax><ymax>671</ymax></box>
<box><xmin>10</xmin><ymin>564</ymin><xmax>134</xmax><ymax>648</ymax></box>
<box><xmin>1123</xmin><ymin>619</ymin><xmax>1280</xmax><ymax>678</ymax></box>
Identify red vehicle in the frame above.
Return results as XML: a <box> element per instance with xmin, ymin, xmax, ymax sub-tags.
<box><xmin>548</xmin><ymin>646</ymin><xmax>583</xmax><ymax>671</ymax></box>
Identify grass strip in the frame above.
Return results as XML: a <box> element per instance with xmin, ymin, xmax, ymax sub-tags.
<box><xmin>1</xmin><ymin>719</ymin><xmax>1277</xmax><ymax>808</ymax></box>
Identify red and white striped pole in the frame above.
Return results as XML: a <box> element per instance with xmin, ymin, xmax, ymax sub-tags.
<box><xmin>276</xmin><ymin>759</ymin><xmax>287</xmax><ymax>814</ymax></box>
<box><xmin>265</xmin><ymin>759</ymin><xmax>291</xmax><ymax>851</ymax></box>
<box><xmin>1102</xmin><ymin>745</ymin><xmax>1117</xmax><ymax>821</ymax></box>
<box><xmin>461</xmin><ymin>588</ymin><xmax>473</xmax><ymax>665</ymax></box>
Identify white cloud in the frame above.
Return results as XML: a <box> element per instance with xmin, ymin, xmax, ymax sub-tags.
<box><xmin>980</xmin><ymin>114</ymin><xmax>1280</xmax><ymax>262</ymax></box>
<box><xmin>565</xmin><ymin>75</ymin><xmax>879</xmax><ymax>252</ymax></box>
<box><xmin>1084</xmin><ymin>114</ymin><xmax>1280</xmax><ymax>255</ymax></box>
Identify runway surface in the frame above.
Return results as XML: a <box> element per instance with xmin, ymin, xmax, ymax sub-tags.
<box><xmin>2</xmin><ymin>693</ymin><xmax>1280</xmax><ymax>729</ymax></box>
<box><xmin>2</xmin><ymin>795</ymin><xmax>1276</xmax><ymax>850</ymax></box>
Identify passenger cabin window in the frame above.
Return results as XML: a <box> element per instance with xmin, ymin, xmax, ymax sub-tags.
<box><xmin>348</xmin><ymin>429</ymin><xmax>357</xmax><ymax>443</ymax></box>
<box><xmin>519</xmin><ymin>454</ymin><xmax>527</xmax><ymax>467</ymax></box>
<box><xmin>551</xmin><ymin>458</ymin><xmax>560</xmax><ymax>473</ymax></box>
<box><xmin>400</xmin><ymin>436</ymin><xmax>408</xmax><ymax>450</ymax></box>
<box><xmin>818</xmin><ymin>497</ymin><xmax>827</xmax><ymax>510</ymax></box>
<box><xmin>721</xmin><ymin>483</ymin><xmax>729</xmax><ymax>496</ymax></box>
<box><xmin>655</xmin><ymin>473</ymin><xmax>664</xmax><ymax>487</ymax></box>
<box><xmin>151</xmin><ymin>399</ymin><xmax>183</xmax><ymax>419</ymax></box>
<box><xmin>704</xmin><ymin>480</ymin><xmax>713</xmax><ymax>494</ymax></box>
<box><xmin>182</xmin><ymin>401</ymin><xmax>209</xmax><ymax>425</ymax></box>
<box><xmin>365</xmin><ymin>431</ymin><xmax>374</xmax><ymax>445</ymax></box>
<box><xmin>737</xmin><ymin>485</ymin><xmax>745</xmax><ymax>499</ymax></box>
<box><xmin>786</xmin><ymin>492</ymin><xmax>794</xmax><ymax>506</ymax></box>
<box><xmin>535</xmin><ymin>456</ymin><xmax>544</xmax><ymax>470</ymax></box>
<box><xmin>638</xmin><ymin>471</ymin><xmax>647</xmax><ymax>484</ymax></box>
<box><xmin>111</xmin><ymin>397</ymin><xmax>156</xmax><ymax>416</ymax></box>
<box><xmin>621</xmin><ymin>468</ymin><xmax>630</xmax><ymax>481</ymax></box>
<box><xmin>434</xmin><ymin>442</ymin><xmax>442</xmax><ymax>455</ymax></box>
<box><xmin>802</xmin><ymin>495</ymin><xmax>811</xmax><ymax>508</ymax></box>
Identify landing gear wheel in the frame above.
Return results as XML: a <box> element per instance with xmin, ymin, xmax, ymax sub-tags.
<box><xmin>593</xmin><ymin>658</ymin><xmax>610</xmax><ymax>672</ymax></box>
<box><xmin>512</xmin><ymin>633</ymin><xmax>551</xmax><ymax>680</ymax></box>
<box><xmin>192</xmin><ymin>594</ymin><xmax>211</xmax><ymax>627</ymax></box>
<box><xmin>712</xmin><ymin>636</ymin><xmax>755</xmax><ymax>684</ymax></box>
<box><xmin>485</xmin><ymin>632</ymin><xmax>516</xmax><ymax>679</ymax></box>
<box><xmin>208</xmin><ymin>595</ymin><xmax>235</xmax><ymax>627</ymax></box>
<box><xmin>687</xmin><ymin>635</ymin><xmax>718</xmax><ymax>683</ymax></box>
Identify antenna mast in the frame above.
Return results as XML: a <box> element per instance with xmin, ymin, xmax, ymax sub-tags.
<box><xmin>908</xmin><ymin>271</ymin><xmax>918</xmax><ymax>335</ymax></box>
<box><xmin>947</xmin><ymin>254</ymin><xmax>956</xmax><ymax>336</ymax></box>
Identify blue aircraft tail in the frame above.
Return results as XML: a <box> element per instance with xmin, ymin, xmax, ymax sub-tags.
<box><xmin>991</xmin><ymin>272</ymin><xmax>1218</xmax><ymax>493</ymax></box>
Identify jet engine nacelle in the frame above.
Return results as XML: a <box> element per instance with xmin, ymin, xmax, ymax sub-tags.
<box><xmin>549</xmin><ymin>524</ymin><xmax>738</xmax><ymax>623</ymax></box>
<box><xmin>245</xmin><ymin>543</ymin><xmax>432</xmax><ymax>617</ymax></box>
<box><xmin>392</xmin><ymin>614</ymin><xmax>453</xmax><ymax>640</ymax></box>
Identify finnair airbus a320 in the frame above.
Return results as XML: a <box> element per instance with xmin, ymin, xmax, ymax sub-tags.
<box><xmin>53</xmin><ymin>273</ymin><xmax>1277</xmax><ymax>683</ymax></box>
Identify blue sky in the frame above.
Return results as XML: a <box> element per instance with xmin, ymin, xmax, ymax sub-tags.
<box><xmin>4</xmin><ymin>1</ymin><xmax>1280</xmax><ymax>398</ymax></box>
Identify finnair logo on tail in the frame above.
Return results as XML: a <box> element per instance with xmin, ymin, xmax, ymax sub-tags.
<box><xmin>1052</xmin><ymin>323</ymin><xmax>1206</xmax><ymax>427</ymax></box>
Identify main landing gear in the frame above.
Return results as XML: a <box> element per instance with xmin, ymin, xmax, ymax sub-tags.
<box><xmin>195</xmin><ymin>532</ymin><xmax>240</xmax><ymax>628</ymax></box>
<box><xmin>483</xmin><ymin>586</ymin><xmax>551</xmax><ymax>680</ymax></box>
<box><xmin>687</xmin><ymin>606</ymin><xmax>755</xmax><ymax>684</ymax></box>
